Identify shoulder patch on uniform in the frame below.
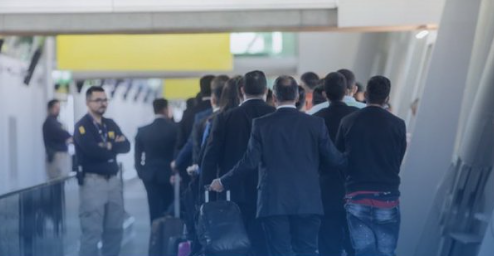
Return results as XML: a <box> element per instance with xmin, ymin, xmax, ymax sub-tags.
<box><xmin>79</xmin><ymin>126</ymin><xmax>86</xmax><ymax>135</ymax></box>
<box><xmin>108</xmin><ymin>131</ymin><xmax>115</xmax><ymax>139</ymax></box>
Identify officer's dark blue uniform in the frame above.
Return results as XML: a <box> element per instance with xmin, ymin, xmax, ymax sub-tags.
<box><xmin>74</xmin><ymin>113</ymin><xmax>130</xmax><ymax>177</ymax></box>
<box><xmin>73</xmin><ymin>113</ymin><xmax>130</xmax><ymax>256</ymax></box>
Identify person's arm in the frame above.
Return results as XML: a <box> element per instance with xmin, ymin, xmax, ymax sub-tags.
<box><xmin>134</xmin><ymin>130</ymin><xmax>144</xmax><ymax>172</ymax></box>
<box><xmin>192</xmin><ymin>118</ymin><xmax>207</xmax><ymax>164</ymax></box>
<box><xmin>398</xmin><ymin>121</ymin><xmax>408</xmax><ymax>169</ymax></box>
<box><xmin>335</xmin><ymin>120</ymin><xmax>346</xmax><ymax>153</ymax></box>
<box><xmin>219</xmin><ymin>119</ymin><xmax>262</xmax><ymax>190</ymax></box>
<box><xmin>175</xmin><ymin>137</ymin><xmax>193</xmax><ymax>170</ymax></box>
<box><xmin>199</xmin><ymin>114</ymin><xmax>226</xmax><ymax>190</ymax></box>
<box><xmin>46</xmin><ymin>119</ymin><xmax>72</xmax><ymax>143</ymax></box>
<box><xmin>176</xmin><ymin>112</ymin><xmax>190</xmax><ymax>151</ymax></box>
<box><xmin>74</xmin><ymin>124</ymin><xmax>114</xmax><ymax>160</ymax></box>
<box><xmin>319</xmin><ymin>120</ymin><xmax>347</xmax><ymax>172</ymax></box>
<box><xmin>110</xmin><ymin>121</ymin><xmax>131</xmax><ymax>154</ymax></box>
<box><xmin>197</xmin><ymin>120</ymin><xmax>213</xmax><ymax>167</ymax></box>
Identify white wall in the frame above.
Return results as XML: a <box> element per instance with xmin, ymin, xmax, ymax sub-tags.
<box><xmin>297</xmin><ymin>32</ymin><xmax>363</xmax><ymax>79</ymax></box>
<box><xmin>0</xmin><ymin>55</ymin><xmax>47</xmax><ymax>194</ymax></box>
<box><xmin>297</xmin><ymin>31</ymin><xmax>437</xmax><ymax>121</ymax></box>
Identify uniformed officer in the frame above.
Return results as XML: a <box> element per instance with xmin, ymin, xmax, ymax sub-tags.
<box><xmin>74</xmin><ymin>86</ymin><xmax>130</xmax><ymax>256</ymax></box>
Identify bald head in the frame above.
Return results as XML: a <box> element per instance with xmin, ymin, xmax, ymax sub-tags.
<box><xmin>273</xmin><ymin>75</ymin><xmax>299</xmax><ymax>103</ymax></box>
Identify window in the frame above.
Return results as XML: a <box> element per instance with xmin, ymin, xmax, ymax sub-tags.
<box><xmin>230</xmin><ymin>32</ymin><xmax>296</xmax><ymax>56</ymax></box>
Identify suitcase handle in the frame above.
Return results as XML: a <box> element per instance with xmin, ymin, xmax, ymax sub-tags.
<box><xmin>203</xmin><ymin>186</ymin><xmax>230</xmax><ymax>203</ymax></box>
<box><xmin>174</xmin><ymin>173</ymin><xmax>180</xmax><ymax>218</ymax></box>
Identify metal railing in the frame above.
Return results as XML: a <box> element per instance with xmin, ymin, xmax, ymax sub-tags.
<box><xmin>0</xmin><ymin>174</ymin><xmax>78</xmax><ymax>256</ymax></box>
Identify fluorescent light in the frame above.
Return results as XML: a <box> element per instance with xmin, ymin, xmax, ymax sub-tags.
<box><xmin>416</xmin><ymin>30</ymin><xmax>429</xmax><ymax>39</ymax></box>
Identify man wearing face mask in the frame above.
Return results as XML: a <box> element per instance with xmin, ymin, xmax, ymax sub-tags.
<box><xmin>73</xmin><ymin>86</ymin><xmax>131</xmax><ymax>256</ymax></box>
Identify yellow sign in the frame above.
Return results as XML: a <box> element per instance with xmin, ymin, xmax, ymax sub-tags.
<box><xmin>163</xmin><ymin>78</ymin><xmax>201</xmax><ymax>100</ymax></box>
<box><xmin>57</xmin><ymin>34</ymin><xmax>232</xmax><ymax>71</ymax></box>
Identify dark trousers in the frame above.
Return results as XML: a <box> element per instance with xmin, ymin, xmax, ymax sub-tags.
<box><xmin>345</xmin><ymin>203</ymin><xmax>400</xmax><ymax>256</ymax></box>
<box><xmin>261</xmin><ymin>214</ymin><xmax>321</xmax><ymax>256</ymax></box>
<box><xmin>238</xmin><ymin>203</ymin><xmax>268</xmax><ymax>256</ymax></box>
<box><xmin>143</xmin><ymin>181</ymin><xmax>173</xmax><ymax>223</ymax></box>
<box><xmin>319</xmin><ymin>211</ymin><xmax>354</xmax><ymax>256</ymax></box>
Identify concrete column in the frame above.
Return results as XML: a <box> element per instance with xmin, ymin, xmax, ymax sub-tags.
<box><xmin>397</xmin><ymin>0</ymin><xmax>483</xmax><ymax>255</ymax></box>
<box><xmin>455</xmin><ymin>0</ymin><xmax>494</xmax><ymax>152</ymax></box>
<box><xmin>351</xmin><ymin>32</ymin><xmax>387</xmax><ymax>81</ymax></box>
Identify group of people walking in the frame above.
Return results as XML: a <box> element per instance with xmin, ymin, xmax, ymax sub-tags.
<box><xmin>42</xmin><ymin>68</ymin><xmax>406</xmax><ymax>256</ymax></box>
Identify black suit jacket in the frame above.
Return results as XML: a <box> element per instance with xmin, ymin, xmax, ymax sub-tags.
<box><xmin>314</xmin><ymin>101</ymin><xmax>359</xmax><ymax>213</ymax></box>
<box><xmin>177</xmin><ymin>100</ymin><xmax>212</xmax><ymax>150</ymax></box>
<box><xmin>200</xmin><ymin>99</ymin><xmax>275</xmax><ymax>205</ymax></box>
<box><xmin>135</xmin><ymin>118</ymin><xmax>178</xmax><ymax>183</ymax></box>
<box><xmin>220</xmin><ymin>107</ymin><xmax>346</xmax><ymax>218</ymax></box>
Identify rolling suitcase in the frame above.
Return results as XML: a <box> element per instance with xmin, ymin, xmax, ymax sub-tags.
<box><xmin>165</xmin><ymin>225</ymin><xmax>190</xmax><ymax>256</ymax></box>
<box><xmin>149</xmin><ymin>173</ymin><xmax>185</xmax><ymax>256</ymax></box>
<box><xmin>196</xmin><ymin>190</ymin><xmax>251</xmax><ymax>256</ymax></box>
<box><xmin>177</xmin><ymin>240</ymin><xmax>191</xmax><ymax>256</ymax></box>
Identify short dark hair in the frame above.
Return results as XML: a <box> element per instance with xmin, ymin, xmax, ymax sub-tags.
<box><xmin>337</xmin><ymin>69</ymin><xmax>356</xmax><ymax>91</ymax></box>
<box><xmin>211</xmin><ymin>75</ymin><xmax>230</xmax><ymax>100</ymax></box>
<box><xmin>324</xmin><ymin>72</ymin><xmax>347</xmax><ymax>102</ymax></box>
<box><xmin>366</xmin><ymin>76</ymin><xmax>391</xmax><ymax>105</ymax></box>
<box><xmin>273</xmin><ymin>75</ymin><xmax>298</xmax><ymax>102</ymax></box>
<box><xmin>301</xmin><ymin>72</ymin><xmax>320</xmax><ymax>90</ymax></box>
<box><xmin>200</xmin><ymin>75</ymin><xmax>215</xmax><ymax>97</ymax></box>
<box><xmin>86</xmin><ymin>86</ymin><xmax>105</xmax><ymax>100</ymax></box>
<box><xmin>295</xmin><ymin>86</ymin><xmax>306</xmax><ymax>110</ymax></box>
<box><xmin>244</xmin><ymin>70</ymin><xmax>267</xmax><ymax>96</ymax></box>
<box><xmin>47</xmin><ymin>99</ymin><xmax>60</xmax><ymax>110</ymax></box>
<box><xmin>153</xmin><ymin>98</ymin><xmax>168</xmax><ymax>114</ymax></box>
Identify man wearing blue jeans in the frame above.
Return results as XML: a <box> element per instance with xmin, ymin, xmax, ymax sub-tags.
<box><xmin>336</xmin><ymin>76</ymin><xmax>407</xmax><ymax>256</ymax></box>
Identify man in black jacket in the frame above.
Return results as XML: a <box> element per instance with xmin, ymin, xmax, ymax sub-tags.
<box><xmin>135</xmin><ymin>98</ymin><xmax>178</xmax><ymax>223</ymax></box>
<box><xmin>210</xmin><ymin>76</ymin><xmax>346</xmax><ymax>256</ymax></box>
<box><xmin>336</xmin><ymin>76</ymin><xmax>407</xmax><ymax>256</ymax></box>
<box><xmin>314</xmin><ymin>72</ymin><xmax>358</xmax><ymax>256</ymax></box>
<box><xmin>176</xmin><ymin>75</ymin><xmax>214</xmax><ymax>150</ymax></box>
<box><xmin>174</xmin><ymin>75</ymin><xmax>214</xmax><ymax>185</ymax></box>
<box><xmin>200</xmin><ymin>70</ymin><xmax>275</xmax><ymax>255</ymax></box>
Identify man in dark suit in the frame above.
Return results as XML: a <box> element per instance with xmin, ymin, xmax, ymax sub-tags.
<box><xmin>314</xmin><ymin>72</ymin><xmax>358</xmax><ymax>256</ymax></box>
<box><xmin>200</xmin><ymin>70</ymin><xmax>275</xmax><ymax>255</ymax></box>
<box><xmin>210</xmin><ymin>76</ymin><xmax>346</xmax><ymax>256</ymax></box>
<box><xmin>177</xmin><ymin>75</ymin><xmax>215</xmax><ymax>150</ymax></box>
<box><xmin>135</xmin><ymin>98</ymin><xmax>178</xmax><ymax>223</ymax></box>
<box><xmin>174</xmin><ymin>75</ymin><xmax>215</xmax><ymax>183</ymax></box>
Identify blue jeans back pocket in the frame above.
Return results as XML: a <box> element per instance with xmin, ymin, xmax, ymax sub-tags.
<box><xmin>374</xmin><ymin>206</ymin><xmax>400</xmax><ymax>224</ymax></box>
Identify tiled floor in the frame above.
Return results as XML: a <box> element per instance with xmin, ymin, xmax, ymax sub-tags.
<box><xmin>121</xmin><ymin>179</ymin><xmax>151</xmax><ymax>256</ymax></box>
